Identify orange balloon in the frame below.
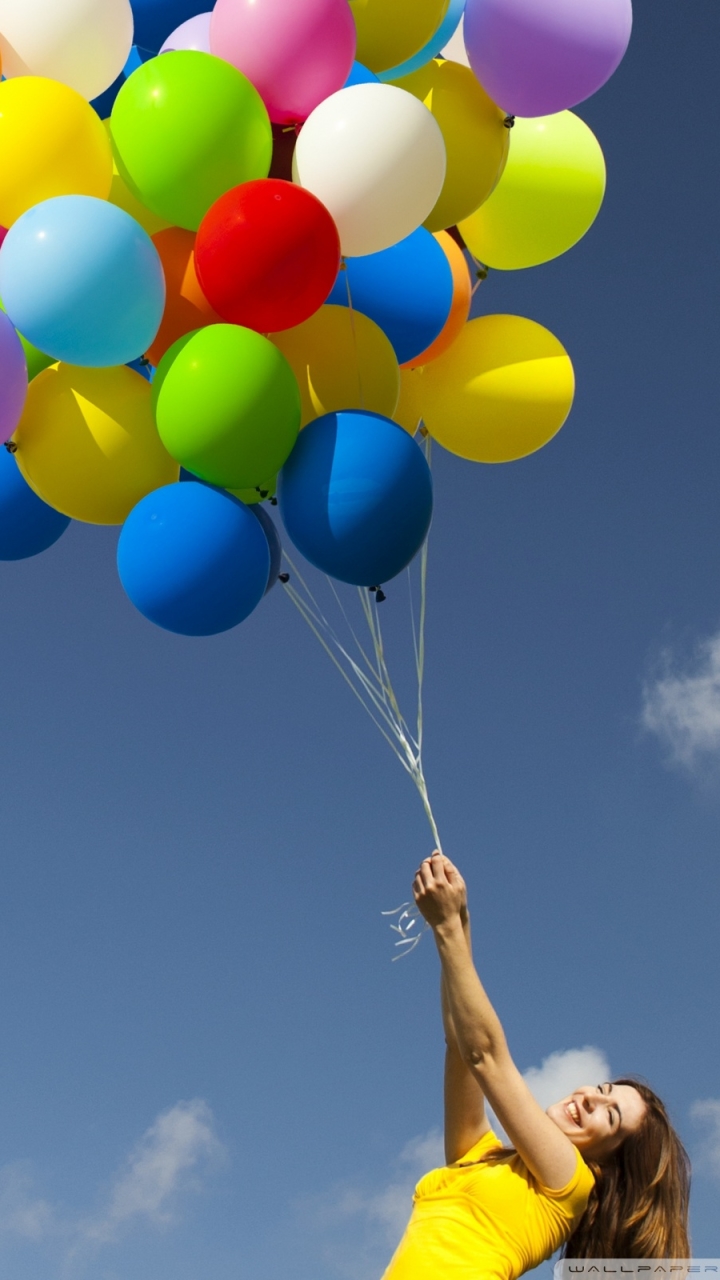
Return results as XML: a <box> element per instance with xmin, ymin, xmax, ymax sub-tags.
<box><xmin>145</xmin><ymin>228</ymin><xmax>220</xmax><ymax>367</ymax></box>
<box><xmin>402</xmin><ymin>230</ymin><xmax>472</xmax><ymax>369</ymax></box>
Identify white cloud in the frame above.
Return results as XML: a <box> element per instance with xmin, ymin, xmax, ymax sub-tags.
<box><xmin>0</xmin><ymin>1161</ymin><xmax>59</xmax><ymax>1241</ymax></box>
<box><xmin>691</xmin><ymin>1098</ymin><xmax>720</xmax><ymax>1178</ymax></box>
<box><xmin>0</xmin><ymin>1098</ymin><xmax>225</xmax><ymax>1270</ymax></box>
<box><xmin>642</xmin><ymin>630</ymin><xmax>720</xmax><ymax>767</ymax></box>
<box><xmin>80</xmin><ymin>1099</ymin><xmax>223</xmax><ymax>1245</ymax></box>
<box><xmin>523</xmin><ymin>1047</ymin><xmax>612</xmax><ymax>1112</ymax></box>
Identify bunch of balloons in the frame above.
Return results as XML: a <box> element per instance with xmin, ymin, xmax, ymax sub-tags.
<box><xmin>0</xmin><ymin>0</ymin><xmax>632</xmax><ymax>635</ymax></box>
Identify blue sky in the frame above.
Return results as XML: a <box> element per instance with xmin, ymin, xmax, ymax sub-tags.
<box><xmin>1</xmin><ymin>0</ymin><xmax>719</xmax><ymax>1276</ymax></box>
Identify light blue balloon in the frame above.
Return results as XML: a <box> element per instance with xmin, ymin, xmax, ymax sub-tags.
<box><xmin>378</xmin><ymin>0</ymin><xmax>466</xmax><ymax>82</ymax></box>
<box><xmin>0</xmin><ymin>197</ymin><xmax>166</xmax><ymax>368</ymax></box>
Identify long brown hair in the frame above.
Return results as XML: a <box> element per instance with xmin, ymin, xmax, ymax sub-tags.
<box><xmin>562</xmin><ymin>1078</ymin><xmax>691</xmax><ymax>1258</ymax></box>
<box><xmin>472</xmin><ymin>1078</ymin><xmax>690</xmax><ymax>1258</ymax></box>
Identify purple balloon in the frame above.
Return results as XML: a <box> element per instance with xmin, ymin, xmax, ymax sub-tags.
<box><xmin>160</xmin><ymin>11</ymin><xmax>211</xmax><ymax>52</ymax></box>
<box><xmin>464</xmin><ymin>0</ymin><xmax>633</xmax><ymax>117</ymax></box>
<box><xmin>0</xmin><ymin>312</ymin><xmax>28</xmax><ymax>445</ymax></box>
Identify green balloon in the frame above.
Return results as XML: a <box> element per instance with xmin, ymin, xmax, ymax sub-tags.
<box><xmin>153</xmin><ymin>325</ymin><xmax>301</xmax><ymax>489</ymax></box>
<box><xmin>230</xmin><ymin>475</ymin><xmax>278</xmax><ymax>504</ymax></box>
<box><xmin>110</xmin><ymin>51</ymin><xmax>272</xmax><ymax>232</ymax></box>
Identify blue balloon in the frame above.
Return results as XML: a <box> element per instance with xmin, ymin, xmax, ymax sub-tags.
<box><xmin>0</xmin><ymin>197</ymin><xmax>166</xmax><ymax>368</ymax></box>
<box><xmin>344</xmin><ymin>61</ymin><xmax>380</xmax><ymax>87</ymax></box>
<box><xmin>130</xmin><ymin>0</ymin><xmax>210</xmax><ymax>52</ymax></box>
<box><xmin>378</xmin><ymin>0</ymin><xmax>467</xmax><ymax>81</ymax></box>
<box><xmin>250</xmin><ymin>505</ymin><xmax>283</xmax><ymax>594</ymax></box>
<box><xmin>118</xmin><ymin>481</ymin><xmax>270</xmax><ymax>635</ymax></box>
<box><xmin>279</xmin><ymin>411</ymin><xmax>433</xmax><ymax>587</ymax></box>
<box><xmin>326</xmin><ymin>228</ymin><xmax>453</xmax><ymax>366</ymax></box>
<box><xmin>0</xmin><ymin>446</ymin><xmax>70</xmax><ymax>561</ymax></box>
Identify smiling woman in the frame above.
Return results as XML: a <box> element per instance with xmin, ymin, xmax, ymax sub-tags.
<box><xmin>381</xmin><ymin>854</ymin><xmax>691</xmax><ymax>1280</ymax></box>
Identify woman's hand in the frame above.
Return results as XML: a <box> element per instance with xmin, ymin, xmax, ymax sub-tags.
<box><xmin>413</xmin><ymin>853</ymin><xmax>468</xmax><ymax>930</ymax></box>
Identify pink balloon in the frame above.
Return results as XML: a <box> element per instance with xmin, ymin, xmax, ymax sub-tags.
<box><xmin>0</xmin><ymin>311</ymin><xmax>28</xmax><ymax>445</ymax></box>
<box><xmin>464</xmin><ymin>0</ymin><xmax>633</xmax><ymax>117</ymax></box>
<box><xmin>210</xmin><ymin>0</ymin><xmax>357</xmax><ymax>125</ymax></box>
<box><xmin>160</xmin><ymin>12</ymin><xmax>212</xmax><ymax>53</ymax></box>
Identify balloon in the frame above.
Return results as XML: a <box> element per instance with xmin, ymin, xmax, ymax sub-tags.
<box><xmin>250</xmin><ymin>504</ymin><xmax>283</xmax><ymax>593</ymax></box>
<box><xmin>131</xmin><ymin>0</ymin><xmax>211</xmax><ymax>52</ymax></box>
<box><xmin>280</xmin><ymin>410</ymin><xmax>433</xmax><ymax>586</ymax></box>
<box><xmin>270</xmin><ymin>306</ymin><xmax>399</xmax><ymax>428</ymax></box>
<box><xmin>146</xmin><ymin>228</ymin><xmax>220</xmax><ymax>367</ymax></box>
<box><xmin>0</xmin><ymin>0</ymin><xmax>133</xmax><ymax>101</ymax></box>
<box><xmin>110</xmin><ymin>51</ymin><xmax>272</xmax><ymax>231</ymax></box>
<box><xmin>0</xmin><ymin>196</ymin><xmax>166</xmax><ymax>367</ymax></box>
<box><xmin>160</xmin><ymin>12</ymin><xmax>211</xmax><ymax>51</ymax></box>
<box><xmin>403</xmin><ymin>231</ymin><xmax>471</xmax><ymax>367</ymax></box>
<box><xmin>463</xmin><ymin>0</ymin><xmax>633</xmax><ymax>117</ymax></box>
<box><xmin>0</xmin><ymin>78</ymin><xmax>113</xmax><ymax>228</ymax></box>
<box><xmin>230</xmin><ymin>475</ymin><xmax>277</xmax><ymax>505</ymax></box>
<box><xmin>457</xmin><ymin>111</ymin><xmax>606</xmax><ymax>270</ymax></box>
<box><xmin>105</xmin><ymin>123</ymin><xmax>171</xmax><ymax>237</ymax></box>
<box><xmin>378</xmin><ymin>0</ymin><xmax>466</xmax><ymax>81</ymax></box>
<box><xmin>210</xmin><ymin>0</ymin><xmax>356</xmax><ymax>125</ymax></box>
<box><xmin>195</xmin><ymin>180</ymin><xmax>341</xmax><ymax>333</ymax></box>
<box><xmin>14</xmin><ymin>364</ymin><xmax>178</xmax><ymax>524</ymax></box>
<box><xmin>0</xmin><ymin>311</ymin><xmax>28</xmax><ymax>444</ymax></box>
<box><xmin>344</xmin><ymin>62</ymin><xmax>379</xmax><ymax>88</ymax></box>
<box><xmin>393</xmin><ymin>366</ymin><xmax>426</xmax><ymax>434</ymax></box>
<box><xmin>0</xmin><ymin>447</ymin><xmax>71</xmax><ymax>560</ymax></box>
<box><xmin>411</xmin><ymin>314</ymin><xmax>575</xmax><ymax>462</ymax></box>
<box><xmin>441</xmin><ymin>13</ymin><xmax>470</xmax><ymax>65</ymax></box>
<box><xmin>391</xmin><ymin>59</ymin><xmax>509</xmax><ymax>231</ymax></box>
<box><xmin>153</xmin><ymin>325</ymin><xmax>301</xmax><ymax>489</ymax></box>
<box><xmin>325</xmin><ymin>227</ymin><xmax>453</xmax><ymax>366</ymax></box>
<box><xmin>349</xmin><ymin>0</ymin><xmax>450</xmax><ymax>75</ymax></box>
<box><xmin>293</xmin><ymin>84</ymin><xmax>446</xmax><ymax>256</ymax></box>
<box><xmin>118</xmin><ymin>480</ymin><xmax>270</xmax><ymax>635</ymax></box>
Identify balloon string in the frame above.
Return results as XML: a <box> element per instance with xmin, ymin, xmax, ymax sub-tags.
<box><xmin>279</xmin><ymin>460</ymin><xmax>442</xmax><ymax>852</ymax></box>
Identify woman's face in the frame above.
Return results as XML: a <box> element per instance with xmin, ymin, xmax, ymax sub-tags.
<box><xmin>546</xmin><ymin>1083</ymin><xmax>646</xmax><ymax>1161</ymax></box>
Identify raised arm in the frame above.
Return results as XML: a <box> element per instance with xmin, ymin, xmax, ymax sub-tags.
<box><xmin>441</xmin><ymin>906</ymin><xmax>491</xmax><ymax>1163</ymax></box>
<box><xmin>415</xmin><ymin>854</ymin><xmax>578</xmax><ymax>1190</ymax></box>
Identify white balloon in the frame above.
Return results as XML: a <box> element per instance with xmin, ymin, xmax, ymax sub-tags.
<box><xmin>441</xmin><ymin>13</ymin><xmax>470</xmax><ymax>67</ymax></box>
<box><xmin>0</xmin><ymin>0</ymin><xmax>134</xmax><ymax>101</ymax></box>
<box><xmin>293</xmin><ymin>84</ymin><xmax>447</xmax><ymax>258</ymax></box>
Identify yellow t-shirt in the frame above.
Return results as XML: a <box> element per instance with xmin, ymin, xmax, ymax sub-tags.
<box><xmin>382</xmin><ymin>1129</ymin><xmax>595</xmax><ymax>1280</ymax></box>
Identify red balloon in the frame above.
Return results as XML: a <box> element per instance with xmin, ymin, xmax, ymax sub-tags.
<box><xmin>194</xmin><ymin>179</ymin><xmax>341</xmax><ymax>333</ymax></box>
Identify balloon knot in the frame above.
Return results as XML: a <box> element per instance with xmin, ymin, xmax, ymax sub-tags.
<box><xmin>270</xmin><ymin>497</ymin><xmax>278</xmax><ymax>506</ymax></box>
<box><xmin>503</xmin><ymin>115</ymin><xmax>515</xmax><ymax>128</ymax></box>
<box><xmin>419</xmin><ymin>425</ymin><xmax>429</xmax><ymax>438</ymax></box>
<box><xmin>278</xmin><ymin>573</ymin><xmax>290</xmax><ymax>584</ymax></box>
<box><xmin>475</xmin><ymin>265</ymin><xmax>488</xmax><ymax>281</ymax></box>
<box><xmin>4</xmin><ymin>441</ymin><xmax>17</xmax><ymax>454</ymax></box>
<box><xmin>375</xmin><ymin>589</ymin><xmax>387</xmax><ymax>603</ymax></box>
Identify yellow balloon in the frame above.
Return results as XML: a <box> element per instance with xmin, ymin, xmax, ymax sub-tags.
<box><xmin>415</xmin><ymin>314</ymin><xmax>574</xmax><ymax>463</ymax></box>
<box><xmin>349</xmin><ymin>0</ymin><xmax>450</xmax><ymax>75</ymax></box>
<box><xmin>103</xmin><ymin>121</ymin><xmax>172</xmax><ymax>237</ymax></box>
<box><xmin>394</xmin><ymin>366</ymin><xmax>426</xmax><ymax>435</ymax></box>
<box><xmin>458</xmin><ymin>111</ymin><xmax>606</xmax><ymax>270</ymax></box>
<box><xmin>0</xmin><ymin>77</ymin><xmax>113</xmax><ymax>228</ymax></box>
<box><xmin>15</xmin><ymin>364</ymin><xmax>179</xmax><ymax>524</ymax></box>
<box><xmin>392</xmin><ymin>59</ymin><xmax>509</xmax><ymax>231</ymax></box>
<box><xmin>270</xmin><ymin>306</ymin><xmax>399</xmax><ymax>428</ymax></box>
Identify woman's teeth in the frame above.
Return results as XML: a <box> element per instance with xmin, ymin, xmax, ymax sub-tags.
<box><xmin>567</xmin><ymin>1101</ymin><xmax>581</xmax><ymax>1125</ymax></box>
